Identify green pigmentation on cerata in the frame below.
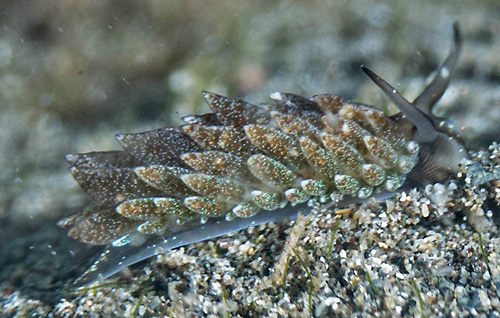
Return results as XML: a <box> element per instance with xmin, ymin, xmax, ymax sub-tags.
<box><xmin>59</xmin><ymin>23</ymin><xmax>468</xmax><ymax>250</ymax></box>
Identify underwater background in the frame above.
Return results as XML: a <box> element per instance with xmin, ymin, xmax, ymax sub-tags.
<box><xmin>0</xmin><ymin>0</ymin><xmax>499</xmax><ymax>317</ymax></box>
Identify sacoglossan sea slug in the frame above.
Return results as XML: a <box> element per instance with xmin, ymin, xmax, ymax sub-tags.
<box><xmin>59</xmin><ymin>23</ymin><xmax>468</xmax><ymax>285</ymax></box>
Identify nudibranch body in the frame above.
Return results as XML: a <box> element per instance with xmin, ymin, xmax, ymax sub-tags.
<box><xmin>59</xmin><ymin>24</ymin><xmax>468</xmax><ymax>283</ymax></box>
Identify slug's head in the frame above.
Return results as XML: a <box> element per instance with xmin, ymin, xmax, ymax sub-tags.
<box><xmin>361</xmin><ymin>22</ymin><xmax>468</xmax><ymax>185</ymax></box>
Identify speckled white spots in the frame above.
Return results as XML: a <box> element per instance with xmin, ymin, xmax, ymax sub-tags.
<box><xmin>111</xmin><ymin>233</ymin><xmax>135</xmax><ymax>247</ymax></box>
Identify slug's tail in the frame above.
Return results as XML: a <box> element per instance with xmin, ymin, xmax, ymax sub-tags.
<box><xmin>73</xmin><ymin>204</ymin><xmax>306</xmax><ymax>286</ymax></box>
<box><xmin>72</xmin><ymin>191</ymin><xmax>399</xmax><ymax>286</ymax></box>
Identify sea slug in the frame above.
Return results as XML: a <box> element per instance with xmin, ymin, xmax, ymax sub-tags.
<box><xmin>59</xmin><ymin>23</ymin><xmax>468</xmax><ymax>285</ymax></box>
